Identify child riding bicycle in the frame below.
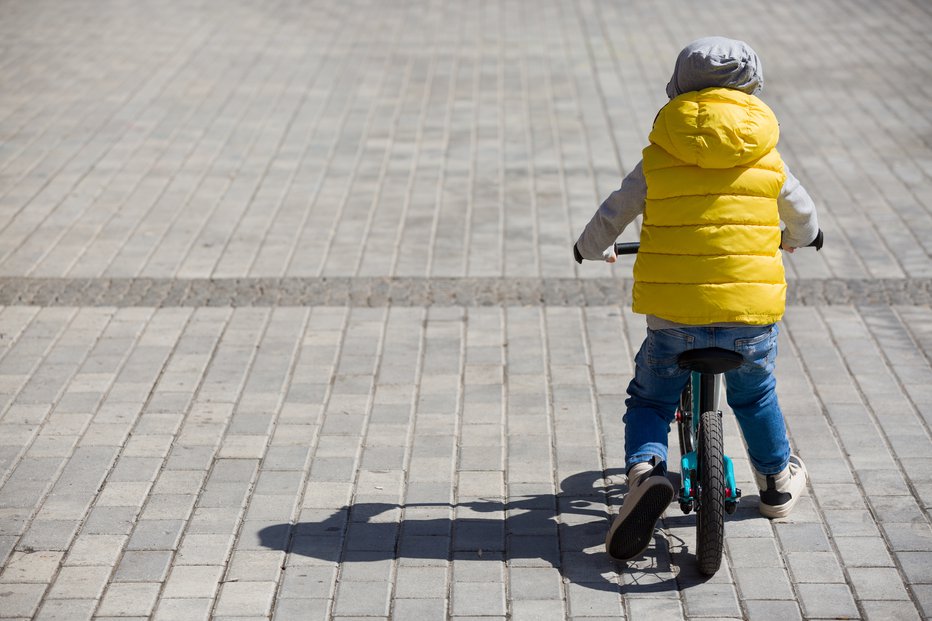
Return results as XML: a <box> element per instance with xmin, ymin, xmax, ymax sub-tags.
<box><xmin>573</xmin><ymin>37</ymin><xmax>820</xmax><ymax>561</ymax></box>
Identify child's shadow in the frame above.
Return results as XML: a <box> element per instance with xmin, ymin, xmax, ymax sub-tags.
<box><xmin>258</xmin><ymin>469</ymin><xmax>700</xmax><ymax>593</ymax></box>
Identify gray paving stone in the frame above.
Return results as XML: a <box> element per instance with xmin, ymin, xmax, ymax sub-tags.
<box><xmin>626</xmin><ymin>598</ymin><xmax>684</xmax><ymax>619</ymax></box>
<box><xmin>681</xmin><ymin>582</ymin><xmax>742</xmax><ymax>618</ymax></box>
<box><xmin>896</xmin><ymin>551</ymin><xmax>932</xmax><ymax>584</ymax></box>
<box><xmin>391</xmin><ymin>598</ymin><xmax>448</xmax><ymax>620</ymax></box>
<box><xmin>785</xmin><ymin>551</ymin><xmax>848</xmax><ymax>583</ymax></box>
<box><xmin>82</xmin><ymin>507</ymin><xmax>139</xmax><ymax>537</ymax></box>
<box><xmin>881</xmin><ymin>521</ymin><xmax>932</xmax><ymax>552</ymax></box>
<box><xmin>278</xmin><ymin>566</ymin><xmax>336</xmax><ymax>600</ymax></box>
<box><xmin>450</xmin><ymin>580</ymin><xmax>507</xmax><ymax>616</ymax></box>
<box><xmin>17</xmin><ymin>519</ymin><xmax>79</xmax><ymax>551</ymax></box>
<box><xmin>96</xmin><ymin>582</ymin><xmax>160</xmax><ymax>617</ymax></box>
<box><xmin>734</xmin><ymin>566</ymin><xmax>795</xmax><ymax>600</ymax></box>
<box><xmin>45</xmin><ymin>565</ymin><xmax>110</xmax><ymax>600</ymax></box>
<box><xmin>213</xmin><ymin>581</ymin><xmax>276</xmax><ymax>617</ymax></box>
<box><xmin>859</xmin><ymin>600</ymin><xmax>922</xmax><ymax>621</ymax></box>
<box><xmin>848</xmin><ymin>567</ymin><xmax>912</xmax><ymax>601</ymax></box>
<box><xmin>0</xmin><ymin>583</ymin><xmax>46</xmax><ymax>617</ymax></box>
<box><xmin>113</xmin><ymin>550</ymin><xmax>173</xmax><ymax>582</ymax></box>
<box><xmin>0</xmin><ymin>550</ymin><xmax>63</xmax><ymax>582</ymax></box>
<box><xmin>332</xmin><ymin>581</ymin><xmax>392</xmax><ymax>617</ymax></box>
<box><xmin>508</xmin><ymin>567</ymin><xmax>564</xmax><ymax>600</ymax></box>
<box><xmin>152</xmin><ymin>598</ymin><xmax>212</xmax><ymax>621</ymax></box>
<box><xmin>724</xmin><ymin>538</ymin><xmax>782</xmax><ymax>568</ymax></box>
<box><xmin>272</xmin><ymin>598</ymin><xmax>331</xmax><ymax>620</ymax></box>
<box><xmin>125</xmin><ymin>519</ymin><xmax>185</xmax><ymax>550</ymax></box>
<box><xmin>34</xmin><ymin>598</ymin><xmax>98</xmax><ymax>621</ymax></box>
<box><xmin>774</xmin><ymin>522</ymin><xmax>833</xmax><ymax>553</ymax></box>
<box><xmin>796</xmin><ymin>583</ymin><xmax>859</xmax><ymax>619</ymax></box>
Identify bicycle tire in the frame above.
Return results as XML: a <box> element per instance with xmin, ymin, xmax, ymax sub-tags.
<box><xmin>696</xmin><ymin>409</ymin><xmax>726</xmax><ymax>575</ymax></box>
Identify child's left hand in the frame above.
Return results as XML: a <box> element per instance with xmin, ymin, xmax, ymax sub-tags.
<box><xmin>602</xmin><ymin>245</ymin><xmax>617</xmax><ymax>263</ymax></box>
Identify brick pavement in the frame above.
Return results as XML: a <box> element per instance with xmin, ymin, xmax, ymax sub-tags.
<box><xmin>1</xmin><ymin>0</ymin><xmax>932</xmax><ymax>620</ymax></box>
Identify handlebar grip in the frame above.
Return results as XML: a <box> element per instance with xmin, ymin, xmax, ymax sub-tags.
<box><xmin>781</xmin><ymin>228</ymin><xmax>824</xmax><ymax>251</ymax></box>
<box><xmin>614</xmin><ymin>242</ymin><xmax>640</xmax><ymax>255</ymax></box>
<box><xmin>807</xmin><ymin>229</ymin><xmax>824</xmax><ymax>251</ymax></box>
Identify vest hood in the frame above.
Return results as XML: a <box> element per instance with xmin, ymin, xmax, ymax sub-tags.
<box><xmin>666</xmin><ymin>37</ymin><xmax>763</xmax><ymax>99</ymax></box>
<box><xmin>649</xmin><ymin>88</ymin><xmax>780</xmax><ymax>169</ymax></box>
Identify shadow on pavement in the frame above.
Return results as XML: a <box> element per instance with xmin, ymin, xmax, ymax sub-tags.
<box><xmin>259</xmin><ymin>469</ymin><xmax>715</xmax><ymax>593</ymax></box>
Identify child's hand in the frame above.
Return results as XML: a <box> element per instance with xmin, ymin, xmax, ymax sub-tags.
<box><xmin>602</xmin><ymin>245</ymin><xmax>617</xmax><ymax>263</ymax></box>
<box><xmin>781</xmin><ymin>243</ymin><xmax>796</xmax><ymax>254</ymax></box>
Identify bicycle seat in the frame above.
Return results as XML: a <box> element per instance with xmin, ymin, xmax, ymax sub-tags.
<box><xmin>677</xmin><ymin>348</ymin><xmax>744</xmax><ymax>374</ymax></box>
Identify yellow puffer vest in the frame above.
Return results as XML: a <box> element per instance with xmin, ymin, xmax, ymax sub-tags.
<box><xmin>634</xmin><ymin>87</ymin><xmax>787</xmax><ymax>325</ymax></box>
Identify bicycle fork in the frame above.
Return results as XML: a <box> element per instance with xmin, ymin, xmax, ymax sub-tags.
<box><xmin>677</xmin><ymin>372</ymin><xmax>742</xmax><ymax>514</ymax></box>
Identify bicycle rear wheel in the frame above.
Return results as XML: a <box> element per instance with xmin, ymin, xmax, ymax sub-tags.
<box><xmin>696</xmin><ymin>409</ymin><xmax>725</xmax><ymax>575</ymax></box>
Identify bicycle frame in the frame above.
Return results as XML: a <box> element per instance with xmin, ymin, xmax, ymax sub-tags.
<box><xmin>677</xmin><ymin>371</ymin><xmax>741</xmax><ymax>513</ymax></box>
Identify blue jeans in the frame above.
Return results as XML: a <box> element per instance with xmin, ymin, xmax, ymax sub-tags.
<box><xmin>624</xmin><ymin>324</ymin><xmax>790</xmax><ymax>476</ymax></box>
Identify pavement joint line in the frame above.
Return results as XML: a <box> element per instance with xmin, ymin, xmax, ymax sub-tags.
<box><xmin>0</xmin><ymin>276</ymin><xmax>929</xmax><ymax>307</ymax></box>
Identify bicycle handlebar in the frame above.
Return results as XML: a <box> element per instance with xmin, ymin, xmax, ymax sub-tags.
<box><xmin>612</xmin><ymin>229</ymin><xmax>824</xmax><ymax>257</ymax></box>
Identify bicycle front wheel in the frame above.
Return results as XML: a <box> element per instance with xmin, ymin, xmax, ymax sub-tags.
<box><xmin>696</xmin><ymin>409</ymin><xmax>725</xmax><ymax>575</ymax></box>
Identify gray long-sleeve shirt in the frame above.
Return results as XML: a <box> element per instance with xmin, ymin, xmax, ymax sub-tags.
<box><xmin>575</xmin><ymin>160</ymin><xmax>820</xmax><ymax>329</ymax></box>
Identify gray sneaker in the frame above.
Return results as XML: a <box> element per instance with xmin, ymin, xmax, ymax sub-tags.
<box><xmin>605</xmin><ymin>460</ymin><xmax>674</xmax><ymax>560</ymax></box>
<box><xmin>755</xmin><ymin>454</ymin><xmax>808</xmax><ymax>519</ymax></box>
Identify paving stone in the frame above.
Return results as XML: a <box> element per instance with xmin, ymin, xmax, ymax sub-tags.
<box><xmin>910</xmin><ymin>584</ymin><xmax>932</xmax><ymax>617</ymax></box>
<box><xmin>34</xmin><ymin>598</ymin><xmax>98</xmax><ymax>621</ymax></box>
<box><xmin>796</xmin><ymin>583</ymin><xmax>859</xmax><ymax>619</ymax></box>
<box><xmin>46</xmin><ymin>565</ymin><xmax>112</xmax><ymax>600</ymax></box>
<box><xmin>213</xmin><ymin>581</ymin><xmax>277</xmax><ymax>617</ymax></box>
<box><xmin>733</xmin><ymin>566</ymin><xmax>795</xmax><ymax>600</ymax></box>
<box><xmin>153</xmin><ymin>598</ymin><xmax>213</xmax><ymax>621</ymax></box>
<box><xmin>125</xmin><ymin>519</ymin><xmax>185</xmax><ymax>550</ymax></box>
<box><xmin>0</xmin><ymin>583</ymin><xmax>46</xmax><ymax>617</ymax></box>
<box><xmin>785</xmin><ymin>551</ymin><xmax>847</xmax><ymax>583</ymax></box>
<box><xmin>113</xmin><ymin>550</ymin><xmax>173</xmax><ymax>582</ymax></box>
<box><xmin>63</xmin><ymin>534</ymin><xmax>127</xmax><ymax>566</ymax></box>
<box><xmin>897</xmin><ymin>551</ymin><xmax>932</xmax><ymax>584</ymax></box>
<box><xmin>161</xmin><ymin>565</ymin><xmax>225</xmax><ymax>600</ymax></box>
<box><xmin>278</xmin><ymin>566</ymin><xmax>336</xmax><ymax>600</ymax></box>
<box><xmin>272</xmin><ymin>599</ymin><xmax>331</xmax><ymax>620</ymax></box>
<box><xmin>333</xmin><ymin>581</ymin><xmax>392</xmax><ymax>617</ymax></box>
<box><xmin>742</xmin><ymin>600</ymin><xmax>803</xmax><ymax>621</ymax></box>
<box><xmin>832</xmin><ymin>536</ymin><xmax>896</xmax><ymax>568</ymax></box>
<box><xmin>681</xmin><ymin>582</ymin><xmax>742</xmax><ymax>618</ymax></box>
<box><xmin>452</xmin><ymin>581</ymin><xmax>507</xmax><ymax>617</ymax></box>
<box><xmin>96</xmin><ymin>582</ymin><xmax>160</xmax><ymax>617</ymax></box>
<box><xmin>392</xmin><ymin>598</ymin><xmax>448</xmax><ymax>620</ymax></box>
<box><xmin>0</xmin><ymin>550</ymin><xmax>64</xmax><ymax>583</ymax></box>
<box><xmin>626</xmin><ymin>598</ymin><xmax>685</xmax><ymax>619</ymax></box>
<box><xmin>859</xmin><ymin>600</ymin><xmax>922</xmax><ymax>621</ymax></box>
<box><xmin>848</xmin><ymin>567</ymin><xmax>912</xmax><ymax>601</ymax></box>
<box><xmin>508</xmin><ymin>567</ymin><xmax>564</xmax><ymax>600</ymax></box>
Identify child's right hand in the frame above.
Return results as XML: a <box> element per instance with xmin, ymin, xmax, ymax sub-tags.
<box><xmin>602</xmin><ymin>245</ymin><xmax>618</xmax><ymax>263</ymax></box>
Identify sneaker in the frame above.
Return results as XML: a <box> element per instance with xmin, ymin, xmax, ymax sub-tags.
<box><xmin>755</xmin><ymin>454</ymin><xmax>808</xmax><ymax>519</ymax></box>
<box><xmin>605</xmin><ymin>459</ymin><xmax>674</xmax><ymax>560</ymax></box>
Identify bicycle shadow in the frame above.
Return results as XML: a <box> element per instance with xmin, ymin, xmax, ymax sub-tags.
<box><xmin>258</xmin><ymin>469</ymin><xmax>717</xmax><ymax>593</ymax></box>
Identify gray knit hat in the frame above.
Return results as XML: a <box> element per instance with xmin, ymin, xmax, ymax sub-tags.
<box><xmin>665</xmin><ymin>37</ymin><xmax>764</xmax><ymax>99</ymax></box>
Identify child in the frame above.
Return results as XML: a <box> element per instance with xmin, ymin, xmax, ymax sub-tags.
<box><xmin>573</xmin><ymin>37</ymin><xmax>820</xmax><ymax>561</ymax></box>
